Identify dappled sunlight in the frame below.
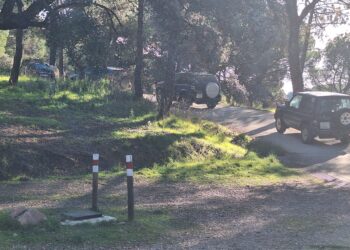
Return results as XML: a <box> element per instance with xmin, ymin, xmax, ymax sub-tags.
<box><xmin>1</xmin><ymin>173</ymin><xmax>349</xmax><ymax>248</ymax></box>
<box><xmin>0</xmin><ymin>76</ymin><xmax>157</xmax><ymax>179</ymax></box>
<box><xmin>0</xmin><ymin>111</ymin><xmax>62</xmax><ymax>129</ymax></box>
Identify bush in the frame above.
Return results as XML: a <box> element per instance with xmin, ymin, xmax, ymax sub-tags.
<box><xmin>231</xmin><ymin>133</ymin><xmax>252</xmax><ymax>148</ymax></box>
<box><xmin>221</xmin><ymin>80</ymin><xmax>248</xmax><ymax>105</ymax></box>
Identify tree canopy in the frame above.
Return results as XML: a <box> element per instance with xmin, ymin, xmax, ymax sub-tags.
<box><xmin>0</xmin><ymin>0</ymin><xmax>349</xmax><ymax>110</ymax></box>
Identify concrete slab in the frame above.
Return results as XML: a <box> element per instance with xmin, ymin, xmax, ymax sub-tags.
<box><xmin>62</xmin><ymin>209</ymin><xmax>102</xmax><ymax>221</ymax></box>
<box><xmin>61</xmin><ymin>215</ymin><xmax>117</xmax><ymax>226</ymax></box>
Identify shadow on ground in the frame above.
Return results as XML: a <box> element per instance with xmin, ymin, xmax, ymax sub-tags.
<box><xmin>2</xmin><ymin>176</ymin><xmax>350</xmax><ymax>249</ymax></box>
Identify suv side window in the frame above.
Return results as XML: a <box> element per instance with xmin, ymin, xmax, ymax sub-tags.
<box><xmin>289</xmin><ymin>95</ymin><xmax>303</xmax><ymax>109</ymax></box>
<box><xmin>300</xmin><ymin>96</ymin><xmax>315</xmax><ymax>113</ymax></box>
<box><xmin>177</xmin><ymin>74</ymin><xmax>194</xmax><ymax>85</ymax></box>
<box><xmin>317</xmin><ymin>97</ymin><xmax>350</xmax><ymax>114</ymax></box>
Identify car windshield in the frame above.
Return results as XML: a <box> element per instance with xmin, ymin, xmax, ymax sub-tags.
<box><xmin>317</xmin><ymin>97</ymin><xmax>350</xmax><ymax>113</ymax></box>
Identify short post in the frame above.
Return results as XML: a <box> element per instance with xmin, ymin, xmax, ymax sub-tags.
<box><xmin>92</xmin><ymin>153</ymin><xmax>99</xmax><ymax>212</ymax></box>
<box><xmin>126</xmin><ymin>155</ymin><xmax>134</xmax><ymax>221</ymax></box>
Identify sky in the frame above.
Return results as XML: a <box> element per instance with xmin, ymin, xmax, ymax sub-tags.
<box><xmin>315</xmin><ymin>24</ymin><xmax>350</xmax><ymax>49</ymax></box>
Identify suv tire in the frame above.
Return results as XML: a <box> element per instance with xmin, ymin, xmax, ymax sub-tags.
<box><xmin>337</xmin><ymin>109</ymin><xmax>350</xmax><ymax>128</ymax></box>
<box><xmin>301</xmin><ymin>125</ymin><xmax>314</xmax><ymax>144</ymax></box>
<box><xmin>275</xmin><ymin>117</ymin><xmax>286</xmax><ymax>134</ymax></box>
<box><xmin>206</xmin><ymin>102</ymin><xmax>217</xmax><ymax>109</ymax></box>
<box><xmin>340</xmin><ymin>135</ymin><xmax>350</xmax><ymax>144</ymax></box>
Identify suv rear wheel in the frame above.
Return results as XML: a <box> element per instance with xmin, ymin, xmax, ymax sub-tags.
<box><xmin>340</xmin><ymin>135</ymin><xmax>350</xmax><ymax>144</ymax></box>
<box><xmin>301</xmin><ymin>125</ymin><xmax>314</xmax><ymax>144</ymax></box>
<box><xmin>275</xmin><ymin>117</ymin><xmax>286</xmax><ymax>134</ymax></box>
<box><xmin>337</xmin><ymin>109</ymin><xmax>350</xmax><ymax>128</ymax></box>
<box><xmin>206</xmin><ymin>102</ymin><xmax>217</xmax><ymax>109</ymax></box>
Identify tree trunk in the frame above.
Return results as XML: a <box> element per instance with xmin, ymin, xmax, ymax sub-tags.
<box><xmin>285</xmin><ymin>0</ymin><xmax>304</xmax><ymax>93</ymax></box>
<box><xmin>152</xmin><ymin>0</ymin><xmax>182</xmax><ymax>119</ymax></box>
<box><xmin>300</xmin><ymin>9</ymin><xmax>314</xmax><ymax>73</ymax></box>
<box><xmin>58</xmin><ymin>47</ymin><xmax>64</xmax><ymax>78</ymax></box>
<box><xmin>9</xmin><ymin>29</ymin><xmax>23</xmax><ymax>85</ymax></box>
<box><xmin>49</xmin><ymin>44</ymin><xmax>57</xmax><ymax>66</ymax></box>
<box><xmin>133</xmin><ymin>0</ymin><xmax>144</xmax><ymax>100</ymax></box>
<box><xmin>158</xmin><ymin>37</ymin><xmax>177</xmax><ymax>119</ymax></box>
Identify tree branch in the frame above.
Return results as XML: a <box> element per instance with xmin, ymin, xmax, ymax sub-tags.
<box><xmin>298</xmin><ymin>0</ymin><xmax>320</xmax><ymax>22</ymax></box>
<box><xmin>51</xmin><ymin>1</ymin><xmax>123</xmax><ymax>26</ymax></box>
<box><xmin>0</xmin><ymin>0</ymin><xmax>56</xmax><ymax>29</ymax></box>
<box><xmin>0</xmin><ymin>0</ymin><xmax>124</xmax><ymax>30</ymax></box>
<box><xmin>93</xmin><ymin>3</ymin><xmax>123</xmax><ymax>27</ymax></box>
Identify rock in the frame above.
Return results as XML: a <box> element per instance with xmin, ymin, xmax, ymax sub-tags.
<box><xmin>10</xmin><ymin>207</ymin><xmax>27</xmax><ymax>219</ymax></box>
<box><xmin>17</xmin><ymin>208</ymin><xmax>47</xmax><ymax>226</ymax></box>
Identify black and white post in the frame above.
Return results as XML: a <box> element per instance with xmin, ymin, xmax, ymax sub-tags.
<box><xmin>126</xmin><ymin>155</ymin><xmax>134</xmax><ymax>221</ymax></box>
<box><xmin>92</xmin><ymin>153</ymin><xmax>99</xmax><ymax>212</ymax></box>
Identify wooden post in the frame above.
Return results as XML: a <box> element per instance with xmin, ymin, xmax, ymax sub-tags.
<box><xmin>126</xmin><ymin>155</ymin><xmax>134</xmax><ymax>221</ymax></box>
<box><xmin>92</xmin><ymin>154</ymin><xmax>99</xmax><ymax>211</ymax></box>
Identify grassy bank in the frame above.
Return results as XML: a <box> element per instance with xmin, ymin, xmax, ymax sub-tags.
<box><xmin>0</xmin><ymin>75</ymin><xmax>297</xmax><ymax>184</ymax></box>
<box><xmin>125</xmin><ymin>117</ymin><xmax>297</xmax><ymax>186</ymax></box>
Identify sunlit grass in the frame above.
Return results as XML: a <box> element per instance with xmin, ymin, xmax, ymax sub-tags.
<box><xmin>138</xmin><ymin>153</ymin><xmax>300</xmax><ymax>186</ymax></box>
<box><xmin>98</xmin><ymin>113</ymin><xmax>156</xmax><ymax>125</ymax></box>
<box><xmin>112</xmin><ymin>115</ymin><xmax>299</xmax><ymax>186</ymax></box>
<box><xmin>52</xmin><ymin>90</ymin><xmax>97</xmax><ymax>102</ymax></box>
<box><xmin>0</xmin><ymin>75</ymin><xmax>36</xmax><ymax>85</ymax></box>
<box><xmin>113</xmin><ymin>116</ymin><xmax>247</xmax><ymax>157</ymax></box>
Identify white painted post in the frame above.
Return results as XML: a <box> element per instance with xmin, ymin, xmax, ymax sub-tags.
<box><xmin>92</xmin><ymin>153</ymin><xmax>99</xmax><ymax>211</ymax></box>
<box><xmin>126</xmin><ymin>155</ymin><xmax>134</xmax><ymax>221</ymax></box>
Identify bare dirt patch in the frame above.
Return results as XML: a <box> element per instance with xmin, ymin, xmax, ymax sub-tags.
<box><xmin>1</xmin><ymin>177</ymin><xmax>350</xmax><ymax>249</ymax></box>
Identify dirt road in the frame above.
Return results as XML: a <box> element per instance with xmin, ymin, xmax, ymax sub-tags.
<box><xmin>189</xmin><ymin>104</ymin><xmax>350</xmax><ymax>183</ymax></box>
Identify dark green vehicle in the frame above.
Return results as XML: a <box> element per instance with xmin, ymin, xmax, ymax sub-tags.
<box><xmin>275</xmin><ymin>91</ymin><xmax>350</xmax><ymax>144</ymax></box>
<box><xmin>156</xmin><ymin>72</ymin><xmax>221</xmax><ymax>109</ymax></box>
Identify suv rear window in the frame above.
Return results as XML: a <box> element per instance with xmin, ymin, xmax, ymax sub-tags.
<box><xmin>317</xmin><ymin>97</ymin><xmax>350</xmax><ymax>114</ymax></box>
<box><xmin>196</xmin><ymin>75</ymin><xmax>217</xmax><ymax>83</ymax></box>
<box><xmin>176</xmin><ymin>73</ymin><xmax>217</xmax><ymax>85</ymax></box>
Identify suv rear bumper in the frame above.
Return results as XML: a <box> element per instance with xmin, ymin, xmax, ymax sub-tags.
<box><xmin>194</xmin><ymin>95</ymin><xmax>221</xmax><ymax>104</ymax></box>
<box><xmin>314</xmin><ymin>125</ymin><xmax>350</xmax><ymax>139</ymax></box>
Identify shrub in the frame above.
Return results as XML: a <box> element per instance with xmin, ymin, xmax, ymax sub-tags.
<box><xmin>221</xmin><ymin>80</ymin><xmax>248</xmax><ymax>105</ymax></box>
<box><xmin>231</xmin><ymin>133</ymin><xmax>252</xmax><ymax>148</ymax></box>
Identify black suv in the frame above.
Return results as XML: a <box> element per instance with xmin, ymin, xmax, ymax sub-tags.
<box><xmin>275</xmin><ymin>91</ymin><xmax>350</xmax><ymax>144</ymax></box>
<box><xmin>156</xmin><ymin>72</ymin><xmax>221</xmax><ymax>109</ymax></box>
